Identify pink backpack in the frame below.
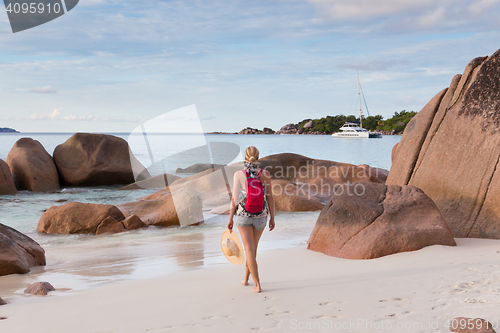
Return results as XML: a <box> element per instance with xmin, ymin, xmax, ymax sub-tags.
<box><xmin>243</xmin><ymin>169</ymin><xmax>265</xmax><ymax>214</ymax></box>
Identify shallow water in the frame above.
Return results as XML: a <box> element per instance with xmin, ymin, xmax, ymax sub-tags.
<box><xmin>0</xmin><ymin>133</ymin><xmax>400</xmax><ymax>295</ymax></box>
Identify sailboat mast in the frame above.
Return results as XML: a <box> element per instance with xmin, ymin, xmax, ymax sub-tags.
<box><xmin>357</xmin><ymin>70</ymin><xmax>362</xmax><ymax>128</ymax></box>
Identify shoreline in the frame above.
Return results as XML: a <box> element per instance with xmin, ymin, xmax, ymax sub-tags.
<box><xmin>1</xmin><ymin>239</ymin><xmax>499</xmax><ymax>332</ymax></box>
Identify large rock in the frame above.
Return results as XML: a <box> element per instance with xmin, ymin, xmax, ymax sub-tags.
<box><xmin>53</xmin><ymin>133</ymin><xmax>150</xmax><ymax>186</ymax></box>
<box><xmin>37</xmin><ymin>202</ymin><xmax>146</xmax><ymax>235</ymax></box>
<box><xmin>307</xmin><ymin>183</ymin><xmax>456</xmax><ymax>259</ymax></box>
<box><xmin>0</xmin><ymin>159</ymin><xmax>17</xmax><ymax>195</ymax></box>
<box><xmin>0</xmin><ymin>223</ymin><xmax>46</xmax><ymax>276</ymax></box>
<box><xmin>6</xmin><ymin>138</ymin><xmax>59</xmax><ymax>192</ymax></box>
<box><xmin>387</xmin><ymin>50</ymin><xmax>500</xmax><ymax>239</ymax></box>
<box><xmin>24</xmin><ymin>282</ymin><xmax>55</xmax><ymax>296</ymax></box>
<box><xmin>303</xmin><ymin>120</ymin><xmax>317</xmax><ymax>129</ymax></box>
<box><xmin>118</xmin><ymin>188</ymin><xmax>204</xmax><ymax>227</ymax></box>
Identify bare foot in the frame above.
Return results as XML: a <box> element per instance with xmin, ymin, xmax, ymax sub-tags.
<box><xmin>241</xmin><ymin>279</ymin><xmax>249</xmax><ymax>286</ymax></box>
<box><xmin>253</xmin><ymin>285</ymin><xmax>261</xmax><ymax>293</ymax></box>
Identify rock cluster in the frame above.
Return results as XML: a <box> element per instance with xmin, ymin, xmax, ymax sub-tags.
<box><xmin>307</xmin><ymin>183</ymin><xmax>456</xmax><ymax>259</ymax></box>
<box><xmin>237</xmin><ymin>127</ymin><xmax>275</xmax><ymax>134</ymax></box>
<box><xmin>0</xmin><ymin>223</ymin><xmax>46</xmax><ymax>276</ymax></box>
<box><xmin>3</xmin><ymin>133</ymin><xmax>150</xmax><ymax>192</ymax></box>
<box><xmin>276</xmin><ymin>123</ymin><xmax>298</xmax><ymax>134</ymax></box>
<box><xmin>37</xmin><ymin>202</ymin><xmax>146</xmax><ymax>235</ymax></box>
<box><xmin>171</xmin><ymin>153</ymin><xmax>389</xmax><ymax>214</ymax></box>
<box><xmin>118</xmin><ymin>188</ymin><xmax>204</xmax><ymax>227</ymax></box>
<box><xmin>387</xmin><ymin>49</ymin><xmax>500</xmax><ymax>239</ymax></box>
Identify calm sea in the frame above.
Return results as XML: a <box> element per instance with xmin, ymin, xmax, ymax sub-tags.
<box><xmin>0</xmin><ymin>133</ymin><xmax>400</xmax><ymax>293</ymax></box>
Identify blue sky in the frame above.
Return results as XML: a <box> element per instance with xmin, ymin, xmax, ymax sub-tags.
<box><xmin>1</xmin><ymin>0</ymin><xmax>500</xmax><ymax>133</ymax></box>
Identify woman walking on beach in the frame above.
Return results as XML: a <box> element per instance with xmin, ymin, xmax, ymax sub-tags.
<box><xmin>227</xmin><ymin>146</ymin><xmax>275</xmax><ymax>293</ymax></box>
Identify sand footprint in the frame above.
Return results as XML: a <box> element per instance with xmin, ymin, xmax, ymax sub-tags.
<box><xmin>385</xmin><ymin>311</ymin><xmax>413</xmax><ymax>319</ymax></box>
<box><xmin>463</xmin><ymin>298</ymin><xmax>489</xmax><ymax>304</ymax></box>
<box><xmin>201</xmin><ymin>315</ymin><xmax>230</xmax><ymax>320</ymax></box>
<box><xmin>311</xmin><ymin>315</ymin><xmax>341</xmax><ymax>319</ymax></box>
<box><xmin>431</xmin><ymin>302</ymin><xmax>450</xmax><ymax>310</ymax></box>
<box><xmin>265</xmin><ymin>311</ymin><xmax>292</xmax><ymax>316</ymax></box>
<box><xmin>379</xmin><ymin>298</ymin><xmax>404</xmax><ymax>303</ymax></box>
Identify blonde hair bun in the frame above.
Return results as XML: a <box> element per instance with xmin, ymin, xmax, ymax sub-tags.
<box><xmin>245</xmin><ymin>146</ymin><xmax>259</xmax><ymax>163</ymax></box>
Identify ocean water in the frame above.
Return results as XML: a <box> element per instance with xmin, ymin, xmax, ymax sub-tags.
<box><xmin>0</xmin><ymin>133</ymin><xmax>400</xmax><ymax>294</ymax></box>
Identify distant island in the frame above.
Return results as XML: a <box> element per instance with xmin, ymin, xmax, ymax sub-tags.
<box><xmin>207</xmin><ymin>110</ymin><xmax>417</xmax><ymax>135</ymax></box>
<box><xmin>0</xmin><ymin>127</ymin><xmax>19</xmax><ymax>133</ymax></box>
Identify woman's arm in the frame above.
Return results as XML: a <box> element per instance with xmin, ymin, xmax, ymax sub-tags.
<box><xmin>262</xmin><ymin>169</ymin><xmax>275</xmax><ymax>231</ymax></box>
<box><xmin>227</xmin><ymin>171</ymin><xmax>241</xmax><ymax>232</ymax></box>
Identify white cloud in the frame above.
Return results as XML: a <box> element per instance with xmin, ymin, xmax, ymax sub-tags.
<box><xmin>30</xmin><ymin>85</ymin><xmax>58</xmax><ymax>94</ymax></box>
<box><xmin>307</xmin><ymin>0</ymin><xmax>500</xmax><ymax>31</ymax></box>
<box><xmin>30</xmin><ymin>108</ymin><xmax>63</xmax><ymax>120</ymax></box>
<box><xmin>307</xmin><ymin>0</ymin><xmax>433</xmax><ymax>20</ymax></box>
<box><xmin>62</xmin><ymin>113</ymin><xmax>97</xmax><ymax>121</ymax></box>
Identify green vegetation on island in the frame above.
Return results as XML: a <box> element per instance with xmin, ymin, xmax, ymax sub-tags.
<box><xmin>297</xmin><ymin>110</ymin><xmax>417</xmax><ymax>134</ymax></box>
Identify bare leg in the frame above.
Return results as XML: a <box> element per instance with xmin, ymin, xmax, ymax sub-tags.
<box><xmin>238</xmin><ymin>226</ymin><xmax>265</xmax><ymax>292</ymax></box>
<box><xmin>242</xmin><ymin>227</ymin><xmax>264</xmax><ymax>286</ymax></box>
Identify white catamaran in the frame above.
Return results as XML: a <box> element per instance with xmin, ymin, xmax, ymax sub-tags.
<box><xmin>331</xmin><ymin>71</ymin><xmax>382</xmax><ymax>138</ymax></box>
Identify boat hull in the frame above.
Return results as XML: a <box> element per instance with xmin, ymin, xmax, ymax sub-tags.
<box><xmin>331</xmin><ymin>132</ymin><xmax>370</xmax><ymax>138</ymax></box>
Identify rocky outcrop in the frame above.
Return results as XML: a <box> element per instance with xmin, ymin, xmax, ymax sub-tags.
<box><xmin>449</xmin><ymin>318</ymin><xmax>497</xmax><ymax>333</ymax></box>
<box><xmin>0</xmin><ymin>223</ymin><xmax>46</xmax><ymax>276</ymax></box>
<box><xmin>276</xmin><ymin>124</ymin><xmax>298</xmax><ymax>134</ymax></box>
<box><xmin>387</xmin><ymin>50</ymin><xmax>500</xmax><ymax>239</ymax></box>
<box><xmin>53</xmin><ymin>133</ymin><xmax>150</xmax><ymax>187</ymax></box>
<box><xmin>303</xmin><ymin>120</ymin><xmax>317</xmax><ymax>129</ymax></box>
<box><xmin>258</xmin><ymin>153</ymin><xmax>388</xmax><ymax>196</ymax></box>
<box><xmin>145</xmin><ymin>153</ymin><xmax>388</xmax><ymax>215</ymax></box>
<box><xmin>118</xmin><ymin>188</ymin><xmax>204</xmax><ymax>227</ymax></box>
<box><xmin>237</xmin><ymin>127</ymin><xmax>275</xmax><ymax>134</ymax></box>
<box><xmin>0</xmin><ymin>159</ymin><xmax>16</xmax><ymax>195</ymax></box>
<box><xmin>262</xmin><ymin>127</ymin><xmax>275</xmax><ymax>134</ymax></box>
<box><xmin>37</xmin><ymin>202</ymin><xmax>146</xmax><ymax>235</ymax></box>
<box><xmin>176</xmin><ymin>164</ymin><xmax>224</xmax><ymax>174</ymax></box>
<box><xmin>6</xmin><ymin>138</ymin><xmax>59</xmax><ymax>192</ymax></box>
<box><xmin>307</xmin><ymin>183</ymin><xmax>456</xmax><ymax>259</ymax></box>
<box><xmin>24</xmin><ymin>282</ymin><xmax>55</xmax><ymax>296</ymax></box>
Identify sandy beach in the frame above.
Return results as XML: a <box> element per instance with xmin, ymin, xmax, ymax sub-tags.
<box><xmin>1</xmin><ymin>238</ymin><xmax>499</xmax><ymax>333</ymax></box>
